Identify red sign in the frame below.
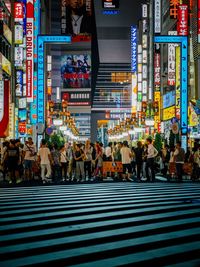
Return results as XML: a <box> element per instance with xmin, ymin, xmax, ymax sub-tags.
<box><xmin>0</xmin><ymin>80</ymin><xmax>9</xmax><ymax>137</ymax></box>
<box><xmin>14</xmin><ymin>2</ymin><xmax>23</xmax><ymax>22</ymax></box>
<box><xmin>26</xmin><ymin>0</ymin><xmax>34</xmax><ymax>101</ymax></box>
<box><xmin>170</xmin><ymin>0</ymin><xmax>180</xmax><ymax>19</ymax></box>
<box><xmin>198</xmin><ymin>0</ymin><xmax>200</xmax><ymax>43</ymax></box>
<box><xmin>154</xmin><ymin>52</ymin><xmax>160</xmax><ymax>87</ymax></box>
<box><xmin>18</xmin><ymin>122</ymin><xmax>26</xmax><ymax>134</ymax></box>
<box><xmin>177</xmin><ymin>5</ymin><xmax>188</xmax><ymax>36</ymax></box>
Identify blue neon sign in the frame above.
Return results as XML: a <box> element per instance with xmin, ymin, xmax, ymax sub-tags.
<box><xmin>37</xmin><ymin>35</ymin><xmax>71</xmax><ymax>124</ymax></box>
<box><xmin>30</xmin><ymin>0</ymin><xmax>40</xmax><ymax>124</ymax></box>
<box><xmin>131</xmin><ymin>26</ymin><xmax>137</xmax><ymax>73</ymax></box>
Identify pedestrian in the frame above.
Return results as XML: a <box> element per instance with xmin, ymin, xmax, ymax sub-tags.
<box><xmin>84</xmin><ymin>140</ymin><xmax>93</xmax><ymax>181</ymax></box>
<box><xmin>38</xmin><ymin>139</ymin><xmax>52</xmax><ymax>183</ymax></box>
<box><xmin>134</xmin><ymin>141</ymin><xmax>143</xmax><ymax>181</ymax></box>
<box><xmin>74</xmin><ymin>144</ymin><xmax>85</xmax><ymax>181</ymax></box>
<box><xmin>23</xmin><ymin>137</ymin><xmax>36</xmax><ymax>181</ymax></box>
<box><xmin>4</xmin><ymin>140</ymin><xmax>20</xmax><ymax>184</ymax></box>
<box><xmin>174</xmin><ymin>141</ymin><xmax>185</xmax><ymax>182</ymax></box>
<box><xmin>51</xmin><ymin>144</ymin><xmax>61</xmax><ymax>183</ymax></box>
<box><xmin>145</xmin><ymin>138</ymin><xmax>158</xmax><ymax>182</ymax></box>
<box><xmin>120</xmin><ymin>141</ymin><xmax>133</xmax><ymax>182</ymax></box>
<box><xmin>60</xmin><ymin>145</ymin><xmax>68</xmax><ymax>181</ymax></box>
<box><xmin>93</xmin><ymin>143</ymin><xmax>103</xmax><ymax>180</ymax></box>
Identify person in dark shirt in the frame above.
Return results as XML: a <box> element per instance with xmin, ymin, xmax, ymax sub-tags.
<box><xmin>74</xmin><ymin>144</ymin><xmax>85</xmax><ymax>181</ymax></box>
<box><xmin>5</xmin><ymin>140</ymin><xmax>20</xmax><ymax>183</ymax></box>
<box><xmin>134</xmin><ymin>141</ymin><xmax>144</xmax><ymax>181</ymax></box>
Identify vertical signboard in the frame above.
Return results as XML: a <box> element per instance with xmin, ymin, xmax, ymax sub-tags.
<box><xmin>131</xmin><ymin>26</ymin><xmax>137</xmax><ymax>113</ymax></box>
<box><xmin>168</xmin><ymin>31</ymin><xmax>177</xmax><ymax>86</ymax></box>
<box><xmin>131</xmin><ymin>26</ymin><xmax>137</xmax><ymax>73</ymax></box>
<box><xmin>177</xmin><ymin>5</ymin><xmax>188</xmax><ymax>36</ymax></box>
<box><xmin>26</xmin><ymin>0</ymin><xmax>34</xmax><ymax>101</ymax></box>
<box><xmin>170</xmin><ymin>0</ymin><xmax>180</xmax><ymax>19</ymax></box>
<box><xmin>175</xmin><ymin>46</ymin><xmax>180</xmax><ymax>119</ymax></box>
<box><xmin>30</xmin><ymin>0</ymin><xmax>40</xmax><ymax>124</ymax></box>
<box><xmin>198</xmin><ymin>0</ymin><xmax>200</xmax><ymax>42</ymax></box>
<box><xmin>37</xmin><ymin>35</ymin><xmax>71</xmax><ymax>124</ymax></box>
<box><xmin>154</xmin><ymin>35</ymin><xmax>188</xmax><ymax>151</ymax></box>
<box><xmin>14</xmin><ymin>2</ymin><xmax>23</xmax><ymax>22</ymax></box>
<box><xmin>154</xmin><ymin>0</ymin><xmax>161</xmax><ymax>33</ymax></box>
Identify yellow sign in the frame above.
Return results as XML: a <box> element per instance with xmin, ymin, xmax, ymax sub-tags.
<box><xmin>0</xmin><ymin>53</ymin><xmax>11</xmax><ymax>76</ymax></box>
<box><xmin>154</xmin><ymin>91</ymin><xmax>161</xmax><ymax>123</ymax></box>
<box><xmin>163</xmin><ymin>106</ymin><xmax>176</xmax><ymax>121</ymax></box>
<box><xmin>189</xmin><ymin>106</ymin><xmax>198</xmax><ymax>127</ymax></box>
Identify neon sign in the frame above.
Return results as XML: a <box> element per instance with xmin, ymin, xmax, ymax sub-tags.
<box><xmin>37</xmin><ymin>35</ymin><xmax>71</xmax><ymax>123</ymax></box>
<box><xmin>154</xmin><ymin>35</ymin><xmax>188</xmax><ymax>150</ymax></box>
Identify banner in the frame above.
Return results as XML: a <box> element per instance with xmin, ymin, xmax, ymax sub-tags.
<box><xmin>154</xmin><ymin>45</ymin><xmax>160</xmax><ymax>88</ymax></box>
<box><xmin>0</xmin><ymin>80</ymin><xmax>9</xmax><ymax>137</ymax></box>
<box><xmin>62</xmin><ymin>91</ymin><xmax>91</xmax><ymax>106</ymax></box>
<box><xmin>177</xmin><ymin>5</ymin><xmax>188</xmax><ymax>36</ymax></box>
<box><xmin>170</xmin><ymin>0</ymin><xmax>180</xmax><ymax>19</ymax></box>
<box><xmin>26</xmin><ymin>0</ymin><xmax>34</xmax><ymax>101</ymax></box>
<box><xmin>163</xmin><ymin>106</ymin><xmax>176</xmax><ymax>121</ymax></box>
<box><xmin>14</xmin><ymin>47</ymin><xmax>23</xmax><ymax>67</ymax></box>
<box><xmin>16</xmin><ymin>70</ymin><xmax>23</xmax><ymax>96</ymax></box>
<box><xmin>102</xmin><ymin>0</ymin><xmax>119</xmax><ymax>9</ymax></box>
<box><xmin>14</xmin><ymin>25</ymin><xmax>23</xmax><ymax>44</ymax></box>
<box><xmin>168</xmin><ymin>31</ymin><xmax>177</xmax><ymax>86</ymax></box>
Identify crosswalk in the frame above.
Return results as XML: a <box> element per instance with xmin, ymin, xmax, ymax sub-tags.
<box><xmin>0</xmin><ymin>183</ymin><xmax>200</xmax><ymax>266</ymax></box>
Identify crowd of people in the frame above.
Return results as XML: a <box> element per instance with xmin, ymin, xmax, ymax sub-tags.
<box><xmin>0</xmin><ymin>137</ymin><xmax>200</xmax><ymax>185</ymax></box>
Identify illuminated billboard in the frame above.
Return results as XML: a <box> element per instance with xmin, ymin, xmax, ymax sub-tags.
<box><xmin>37</xmin><ymin>35</ymin><xmax>71</xmax><ymax>124</ymax></box>
<box><xmin>102</xmin><ymin>0</ymin><xmax>119</xmax><ymax>9</ymax></box>
<box><xmin>61</xmin><ymin>0</ymin><xmax>91</xmax><ymax>41</ymax></box>
<box><xmin>61</xmin><ymin>54</ymin><xmax>91</xmax><ymax>88</ymax></box>
<box><xmin>154</xmin><ymin>35</ymin><xmax>188</xmax><ymax>150</ymax></box>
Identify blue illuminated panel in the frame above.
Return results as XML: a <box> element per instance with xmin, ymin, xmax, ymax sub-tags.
<box><xmin>154</xmin><ymin>36</ymin><xmax>188</xmax><ymax>142</ymax></box>
<box><xmin>30</xmin><ymin>0</ymin><xmax>40</xmax><ymax>124</ymax></box>
<box><xmin>37</xmin><ymin>35</ymin><xmax>71</xmax><ymax>124</ymax></box>
<box><xmin>102</xmin><ymin>10</ymin><xmax>120</xmax><ymax>15</ymax></box>
<box><xmin>131</xmin><ymin>26</ymin><xmax>137</xmax><ymax>73</ymax></box>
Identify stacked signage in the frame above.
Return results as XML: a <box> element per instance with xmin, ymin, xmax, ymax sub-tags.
<box><xmin>14</xmin><ymin>0</ymin><xmax>27</xmax><ymax>137</ymax></box>
<box><xmin>177</xmin><ymin>5</ymin><xmax>188</xmax><ymax>36</ymax></box>
<box><xmin>131</xmin><ymin>26</ymin><xmax>137</xmax><ymax>116</ymax></box>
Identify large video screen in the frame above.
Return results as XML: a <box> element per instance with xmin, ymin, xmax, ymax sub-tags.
<box><xmin>61</xmin><ymin>54</ymin><xmax>91</xmax><ymax>88</ymax></box>
<box><xmin>61</xmin><ymin>0</ymin><xmax>92</xmax><ymax>40</ymax></box>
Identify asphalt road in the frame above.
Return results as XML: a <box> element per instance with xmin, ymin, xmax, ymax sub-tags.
<box><xmin>0</xmin><ymin>183</ymin><xmax>200</xmax><ymax>266</ymax></box>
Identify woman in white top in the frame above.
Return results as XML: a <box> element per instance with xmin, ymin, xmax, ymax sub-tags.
<box><xmin>38</xmin><ymin>139</ymin><xmax>52</xmax><ymax>183</ymax></box>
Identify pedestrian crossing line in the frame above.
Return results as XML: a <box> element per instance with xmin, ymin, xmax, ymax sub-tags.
<box><xmin>0</xmin><ymin>183</ymin><xmax>200</xmax><ymax>266</ymax></box>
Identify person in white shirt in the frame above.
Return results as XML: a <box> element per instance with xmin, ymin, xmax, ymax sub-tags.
<box><xmin>38</xmin><ymin>139</ymin><xmax>52</xmax><ymax>183</ymax></box>
<box><xmin>23</xmin><ymin>137</ymin><xmax>36</xmax><ymax>180</ymax></box>
<box><xmin>120</xmin><ymin>141</ymin><xmax>133</xmax><ymax>181</ymax></box>
<box><xmin>145</xmin><ymin>138</ymin><xmax>158</xmax><ymax>182</ymax></box>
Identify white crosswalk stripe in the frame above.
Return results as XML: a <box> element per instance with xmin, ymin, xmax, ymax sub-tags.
<box><xmin>0</xmin><ymin>183</ymin><xmax>200</xmax><ymax>266</ymax></box>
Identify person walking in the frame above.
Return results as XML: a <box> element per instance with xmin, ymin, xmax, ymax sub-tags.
<box><xmin>174</xmin><ymin>141</ymin><xmax>185</xmax><ymax>182</ymax></box>
<box><xmin>134</xmin><ymin>141</ymin><xmax>144</xmax><ymax>181</ymax></box>
<box><xmin>84</xmin><ymin>140</ymin><xmax>93</xmax><ymax>181</ymax></box>
<box><xmin>38</xmin><ymin>139</ymin><xmax>52</xmax><ymax>184</ymax></box>
<box><xmin>60</xmin><ymin>145</ymin><xmax>68</xmax><ymax>181</ymax></box>
<box><xmin>23</xmin><ymin>137</ymin><xmax>36</xmax><ymax>181</ymax></box>
<box><xmin>74</xmin><ymin>144</ymin><xmax>85</xmax><ymax>181</ymax></box>
<box><xmin>145</xmin><ymin>138</ymin><xmax>158</xmax><ymax>182</ymax></box>
<box><xmin>120</xmin><ymin>141</ymin><xmax>133</xmax><ymax>182</ymax></box>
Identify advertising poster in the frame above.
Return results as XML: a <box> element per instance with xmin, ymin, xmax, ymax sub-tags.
<box><xmin>18</xmin><ymin>109</ymin><xmax>27</xmax><ymax>122</ymax></box>
<box><xmin>14</xmin><ymin>25</ymin><xmax>23</xmax><ymax>44</ymax></box>
<box><xmin>18</xmin><ymin>98</ymin><xmax>27</xmax><ymax>109</ymax></box>
<box><xmin>163</xmin><ymin>106</ymin><xmax>176</xmax><ymax>121</ymax></box>
<box><xmin>15</xmin><ymin>70</ymin><xmax>23</xmax><ymax>96</ymax></box>
<box><xmin>14</xmin><ymin>47</ymin><xmax>23</xmax><ymax>67</ymax></box>
<box><xmin>61</xmin><ymin>54</ymin><xmax>91</xmax><ymax>88</ymax></box>
<box><xmin>61</xmin><ymin>0</ymin><xmax>91</xmax><ymax>41</ymax></box>
<box><xmin>163</xmin><ymin>91</ymin><xmax>176</xmax><ymax>109</ymax></box>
